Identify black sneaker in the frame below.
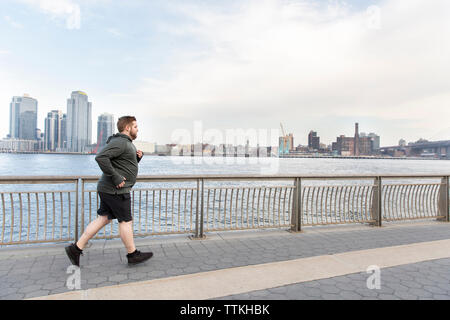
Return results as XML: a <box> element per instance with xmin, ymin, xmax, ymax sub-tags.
<box><xmin>127</xmin><ymin>250</ymin><xmax>153</xmax><ymax>265</ymax></box>
<box><xmin>65</xmin><ymin>243</ymin><xmax>83</xmax><ymax>267</ymax></box>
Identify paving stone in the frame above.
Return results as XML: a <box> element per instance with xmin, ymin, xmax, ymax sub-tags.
<box><xmin>0</xmin><ymin>287</ymin><xmax>18</xmax><ymax>298</ymax></box>
<box><xmin>407</xmin><ymin>288</ymin><xmax>433</xmax><ymax>298</ymax></box>
<box><xmin>24</xmin><ymin>290</ymin><xmax>50</xmax><ymax>299</ymax></box>
<box><xmin>394</xmin><ymin>290</ymin><xmax>419</xmax><ymax>300</ymax></box>
<box><xmin>17</xmin><ymin>284</ymin><xmax>42</xmax><ymax>294</ymax></box>
<box><xmin>108</xmin><ymin>274</ymin><xmax>128</xmax><ymax>282</ymax></box>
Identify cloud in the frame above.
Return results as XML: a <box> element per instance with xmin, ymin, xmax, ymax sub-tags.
<box><xmin>116</xmin><ymin>0</ymin><xmax>450</xmax><ymax>145</ymax></box>
<box><xmin>4</xmin><ymin>15</ymin><xmax>24</xmax><ymax>28</ymax></box>
<box><xmin>18</xmin><ymin>0</ymin><xmax>81</xmax><ymax>29</ymax></box>
<box><xmin>106</xmin><ymin>27</ymin><xmax>123</xmax><ymax>37</ymax></box>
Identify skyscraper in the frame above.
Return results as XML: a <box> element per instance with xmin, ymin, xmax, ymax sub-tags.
<box><xmin>66</xmin><ymin>91</ymin><xmax>92</xmax><ymax>152</ymax></box>
<box><xmin>61</xmin><ymin>114</ymin><xmax>67</xmax><ymax>150</ymax></box>
<box><xmin>368</xmin><ymin>133</ymin><xmax>380</xmax><ymax>150</ymax></box>
<box><xmin>44</xmin><ymin>110</ymin><xmax>64</xmax><ymax>151</ymax></box>
<box><xmin>97</xmin><ymin>113</ymin><xmax>115</xmax><ymax>148</ymax></box>
<box><xmin>308</xmin><ymin>131</ymin><xmax>320</xmax><ymax>150</ymax></box>
<box><xmin>9</xmin><ymin>94</ymin><xmax>38</xmax><ymax>140</ymax></box>
<box><xmin>354</xmin><ymin>123</ymin><xmax>360</xmax><ymax>156</ymax></box>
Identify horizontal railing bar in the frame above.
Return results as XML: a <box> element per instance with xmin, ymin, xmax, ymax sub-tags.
<box><xmin>0</xmin><ymin>180</ymin><xmax>78</xmax><ymax>185</ymax></box>
<box><xmin>0</xmin><ymin>174</ymin><xmax>449</xmax><ymax>182</ymax></box>
<box><xmin>0</xmin><ymin>190</ymin><xmax>76</xmax><ymax>194</ymax></box>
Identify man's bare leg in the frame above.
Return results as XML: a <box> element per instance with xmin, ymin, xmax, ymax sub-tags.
<box><xmin>76</xmin><ymin>215</ymin><xmax>111</xmax><ymax>250</ymax></box>
<box><xmin>119</xmin><ymin>221</ymin><xmax>136</xmax><ymax>254</ymax></box>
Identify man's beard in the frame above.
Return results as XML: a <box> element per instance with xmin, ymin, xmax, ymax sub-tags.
<box><xmin>130</xmin><ymin>131</ymin><xmax>137</xmax><ymax>140</ymax></box>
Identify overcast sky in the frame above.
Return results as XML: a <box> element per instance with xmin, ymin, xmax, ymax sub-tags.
<box><xmin>0</xmin><ymin>0</ymin><xmax>449</xmax><ymax>147</ymax></box>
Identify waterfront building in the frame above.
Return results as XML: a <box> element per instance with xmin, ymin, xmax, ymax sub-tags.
<box><xmin>9</xmin><ymin>94</ymin><xmax>38</xmax><ymax>140</ymax></box>
<box><xmin>44</xmin><ymin>110</ymin><xmax>64</xmax><ymax>151</ymax></box>
<box><xmin>134</xmin><ymin>141</ymin><xmax>156</xmax><ymax>154</ymax></box>
<box><xmin>308</xmin><ymin>131</ymin><xmax>320</xmax><ymax>150</ymax></box>
<box><xmin>333</xmin><ymin>123</ymin><xmax>375</xmax><ymax>156</ymax></box>
<box><xmin>368</xmin><ymin>133</ymin><xmax>380</xmax><ymax>150</ymax></box>
<box><xmin>97</xmin><ymin>113</ymin><xmax>115</xmax><ymax>148</ymax></box>
<box><xmin>66</xmin><ymin>91</ymin><xmax>92</xmax><ymax>152</ymax></box>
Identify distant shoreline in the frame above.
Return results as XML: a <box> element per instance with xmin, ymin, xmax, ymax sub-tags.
<box><xmin>0</xmin><ymin>151</ymin><xmax>447</xmax><ymax>161</ymax></box>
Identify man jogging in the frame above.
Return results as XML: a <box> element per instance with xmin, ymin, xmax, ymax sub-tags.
<box><xmin>65</xmin><ymin>116</ymin><xmax>153</xmax><ymax>266</ymax></box>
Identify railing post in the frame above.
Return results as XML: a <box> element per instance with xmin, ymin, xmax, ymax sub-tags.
<box><xmin>290</xmin><ymin>177</ymin><xmax>302</xmax><ymax>232</ymax></box>
<box><xmin>75</xmin><ymin>178</ymin><xmax>79</xmax><ymax>241</ymax></box>
<box><xmin>371</xmin><ymin>176</ymin><xmax>382</xmax><ymax>227</ymax></box>
<box><xmin>438</xmin><ymin>176</ymin><xmax>449</xmax><ymax>222</ymax></box>
<box><xmin>81</xmin><ymin>178</ymin><xmax>84</xmax><ymax>236</ymax></box>
<box><xmin>200</xmin><ymin>178</ymin><xmax>205</xmax><ymax>238</ymax></box>
<box><xmin>190</xmin><ymin>178</ymin><xmax>205</xmax><ymax>239</ymax></box>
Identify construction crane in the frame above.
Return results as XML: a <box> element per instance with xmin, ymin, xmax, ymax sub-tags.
<box><xmin>92</xmin><ymin>129</ymin><xmax>103</xmax><ymax>154</ymax></box>
<box><xmin>279</xmin><ymin>122</ymin><xmax>290</xmax><ymax>155</ymax></box>
<box><xmin>280</xmin><ymin>123</ymin><xmax>286</xmax><ymax>137</ymax></box>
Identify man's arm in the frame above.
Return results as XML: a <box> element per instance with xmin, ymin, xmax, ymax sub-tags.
<box><xmin>95</xmin><ymin>142</ymin><xmax>125</xmax><ymax>186</ymax></box>
<box><xmin>136</xmin><ymin>150</ymin><xmax>144</xmax><ymax>163</ymax></box>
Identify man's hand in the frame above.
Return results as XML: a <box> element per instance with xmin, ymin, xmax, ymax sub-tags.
<box><xmin>137</xmin><ymin>150</ymin><xmax>143</xmax><ymax>159</ymax></box>
<box><xmin>116</xmin><ymin>177</ymin><xmax>126</xmax><ymax>189</ymax></box>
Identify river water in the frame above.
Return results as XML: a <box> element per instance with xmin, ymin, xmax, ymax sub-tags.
<box><xmin>0</xmin><ymin>153</ymin><xmax>448</xmax><ymax>244</ymax></box>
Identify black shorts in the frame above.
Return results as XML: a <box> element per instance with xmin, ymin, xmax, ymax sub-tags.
<box><xmin>97</xmin><ymin>192</ymin><xmax>133</xmax><ymax>223</ymax></box>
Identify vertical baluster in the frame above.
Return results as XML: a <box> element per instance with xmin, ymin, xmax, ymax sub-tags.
<box><xmin>229</xmin><ymin>188</ymin><xmax>234</xmax><ymax>230</ymax></box>
<box><xmin>425</xmin><ymin>184</ymin><xmax>433</xmax><ymax>218</ymax></box>
<box><xmin>43</xmin><ymin>193</ymin><xmax>48</xmax><ymax>240</ymax></box>
<box><xmin>153</xmin><ymin>190</ymin><xmax>156</xmax><ymax>233</ymax></box>
<box><xmin>159</xmin><ymin>190</ymin><xmax>162</xmax><ymax>233</ymax></box>
<box><xmin>146</xmin><ymin>190</ymin><xmax>149</xmax><ymax>233</ymax></box>
<box><xmin>303</xmin><ymin>187</ymin><xmax>310</xmax><ymax>225</ymax></box>
<box><xmin>171</xmin><ymin>189</ymin><xmax>174</xmax><ymax>232</ymax></box>
<box><xmin>353</xmin><ymin>186</ymin><xmax>360</xmax><ymax>222</ymax></box>
<box><xmin>420</xmin><ymin>184</ymin><xmax>427</xmax><ymax>218</ymax></box>
<box><xmin>276</xmin><ymin>187</ymin><xmax>282</xmax><ymax>226</ymax></box>
<box><xmin>362</xmin><ymin>186</ymin><xmax>369</xmax><ymax>222</ymax></box>
<box><xmin>139</xmin><ymin>190</ymin><xmax>142</xmax><ymax>234</ymax></box>
<box><xmin>262</xmin><ymin>187</ymin><xmax>267</xmax><ymax>227</ymax></box>
<box><xmin>68</xmin><ymin>191</ymin><xmax>72</xmax><ymax>240</ymax></box>
<box><xmin>251</xmin><ymin>188</ymin><xmax>255</xmax><ymax>228</ymax></box>
<box><xmin>59</xmin><ymin>193</ymin><xmax>63</xmax><ymax>240</ymax></box>
<box><xmin>19</xmin><ymin>193</ymin><xmax>23</xmax><ymax>242</ymax></box>
<box><xmin>165</xmin><ymin>189</ymin><xmax>168</xmax><ymax>233</ymax></box>
<box><xmin>190</xmin><ymin>189</ymin><xmax>194</xmax><ymax>232</ymax></box>
<box><xmin>1</xmin><ymin>194</ymin><xmax>5</xmax><ymax>244</ymax></box>
<box><xmin>9</xmin><ymin>193</ymin><xmax>15</xmax><ymax>243</ymax></box>
<box><xmin>35</xmin><ymin>193</ymin><xmax>39</xmax><ymax>241</ymax></box>
<box><xmin>431</xmin><ymin>184</ymin><xmax>438</xmax><ymax>216</ymax></box>
<box><xmin>177</xmin><ymin>189</ymin><xmax>180</xmax><ymax>233</ymax></box>
<box><xmin>267</xmin><ymin>187</ymin><xmax>272</xmax><ymax>226</ymax></box>
<box><xmin>246</xmin><ymin>188</ymin><xmax>251</xmax><ymax>228</ymax></box>
<box><xmin>256</xmin><ymin>188</ymin><xmax>261</xmax><ymax>227</ymax></box>
<box><xmin>212</xmin><ymin>188</ymin><xmax>216</xmax><ymax>230</ymax></box>
<box><xmin>206</xmin><ymin>188</ymin><xmax>210</xmax><ymax>231</ymax></box>
<box><xmin>236</xmin><ymin>188</ymin><xmax>241</xmax><ymax>229</ymax></box>
<box><xmin>282</xmin><ymin>187</ymin><xmax>288</xmax><ymax>226</ymax></box>
<box><xmin>316</xmin><ymin>187</ymin><xmax>323</xmax><ymax>224</ymax></box>
<box><xmin>324</xmin><ymin>187</ymin><xmax>329</xmax><ymax>224</ymax></box>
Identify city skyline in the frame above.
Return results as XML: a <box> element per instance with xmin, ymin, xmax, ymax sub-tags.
<box><xmin>4</xmin><ymin>92</ymin><xmax>443</xmax><ymax>149</ymax></box>
<box><xmin>0</xmin><ymin>0</ymin><xmax>449</xmax><ymax>146</ymax></box>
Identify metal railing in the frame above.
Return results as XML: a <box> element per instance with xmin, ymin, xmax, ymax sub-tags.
<box><xmin>0</xmin><ymin>174</ymin><xmax>448</xmax><ymax>245</ymax></box>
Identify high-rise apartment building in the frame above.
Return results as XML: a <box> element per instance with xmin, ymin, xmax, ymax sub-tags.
<box><xmin>66</xmin><ymin>91</ymin><xmax>92</xmax><ymax>152</ymax></box>
<box><xmin>9</xmin><ymin>94</ymin><xmax>38</xmax><ymax>140</ymax></box>
<box><xmin>44</xmin><ymin>110</ymin><xmax>64</xmax><ymax>151</ymax></box>
<box><xmin>368</xmin><ymin>133</ymin><xmax>380</xmax><ymax>150</ymax></box>
<box><xmin>308</xmin><ymin>131</ymin><xmax>320</xmax><ymax>150</ymax></box>
<box><xmin>97</xmin><ymin>113</ymin><xmax>115</xmax><ymax>148</ymax></box>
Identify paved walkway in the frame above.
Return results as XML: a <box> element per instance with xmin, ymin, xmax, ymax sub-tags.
<box><xmin>0</xmin><ymin>221</ymin><xmax>449</xmax><ymax>300</ymax></box>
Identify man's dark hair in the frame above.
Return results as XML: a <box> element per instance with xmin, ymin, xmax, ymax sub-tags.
<box><xmin>117</xmin><ymin>116</ymin><xmax>136</xmax><ymax>132</ymax></box>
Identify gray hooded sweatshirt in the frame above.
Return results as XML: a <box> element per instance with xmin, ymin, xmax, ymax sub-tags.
<box><xmin>95</xmin><ymin>133</ymin><xmax>142</xmax><ymax>195</ymax></box>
